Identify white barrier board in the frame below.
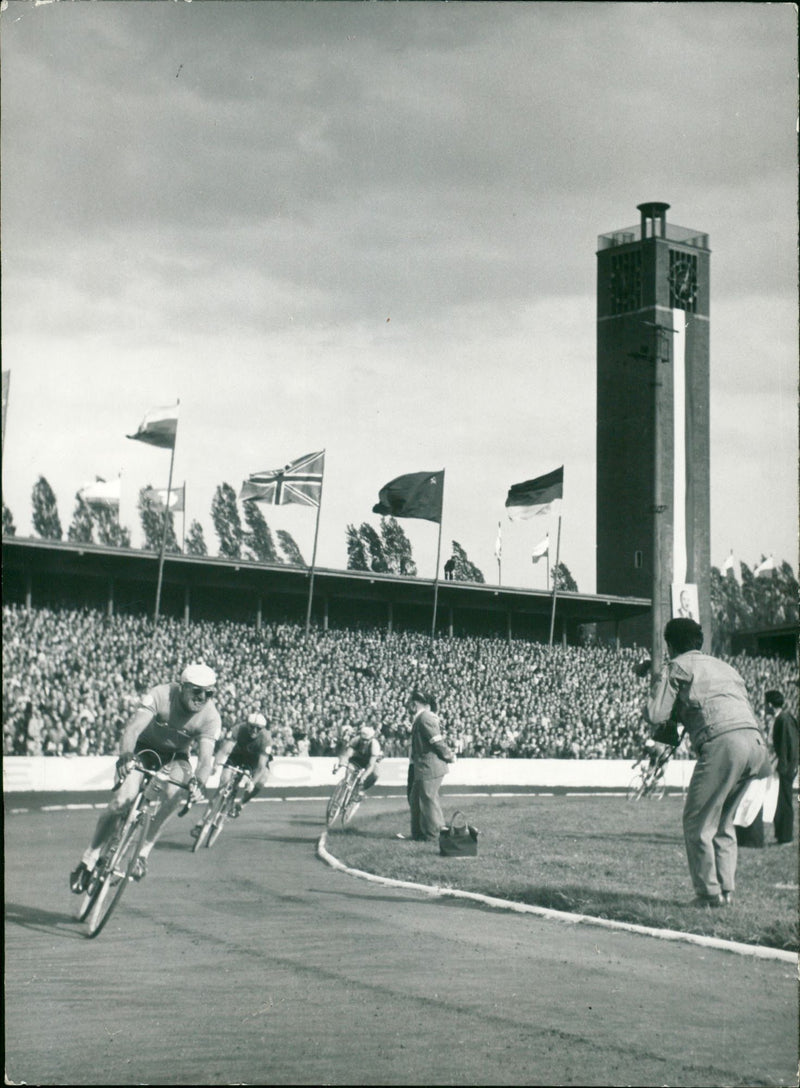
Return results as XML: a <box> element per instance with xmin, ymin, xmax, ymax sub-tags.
<box><xmin>2</xmin><ymin>756</ymin><xmax>697</xmax><ymax>793</ymax></box>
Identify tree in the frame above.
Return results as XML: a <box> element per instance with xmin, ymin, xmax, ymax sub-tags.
<box><xmin>137</xmin><ymin>486</ymin><xmax>179</xmax><ymax>552</ymax></box>
<box><xmin>211</xmin><ymin>483</ymin><xmax>244</xmax><ymax>559</ymax></box>
<box><xmin>2</xmin><ymin>501</ymin><xmax>16</xmax><ymax>537</ymax></box>
<box><xmin>358</xmin><ymin>522</ymin><xmax>389</xmax><ymax>572</ymax></box>
<box><xmin>552</xmin><ymin>561</ymin><xmax>578</xmax><ymax>592</ymax></box>
<box><xmin>185</xmin><ymin>519</ymin><xmax>208</xmax><ymax>556</ymax></box>
<box><xmin>67</xmin><ymin>493</ymin><xmax>95</xmax><ymax>544</ymax></box>
<box><xmin>93</xmin><ymin>504</ymin><xmax>132</xmax><ymax>548</ymax></box>
<box><xmin>242</xmin><ymin>500</ymin><xmax>280</xmax><ymax>562</ymax></box>
<box><xmin>346</xmin><ymin>524</ymin><xmax>369</xmax><ymax>571</ymax></box>
<box><xmin>277</xmin><ymin>529</ymin><xmax>306</xmax><ymax>567</ymax></box>
<box><xmin>711</xmin><ymin>558</ymin><xmax>798</xmax><ymax>651</ymax></box>
<box><xmin>450</xmin><ymin>541</ymin><xmax>485</xmax><ymax>583</ymax></box>
<box><xmin>31</xmin><ymin>476</ymin><xmax>62</xmax><ymax>540</ymax></box>
<box><xmin>380</xmin><ymin>516</ymin><xmax>416</xmax><ymax>575</ymax></box>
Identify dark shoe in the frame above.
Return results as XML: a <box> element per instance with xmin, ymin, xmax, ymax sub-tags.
<box><xmin>190</xmin><ymin>824</ymin><xmax>202</xmax><ymax>840</ymax></box>
<box><xmin>132</xmin><ymin>857</ymin><xmax>147</xmax><ymax>882</ymax></box>
<box><xmin>230</xmin><ymin>802</ymin><xmax>242</xmax><ymax>819</ymax></box>
<box><xmin>691</xmin><ymin>893</ymin><xmax>723</xmax><ymax>908</ymax></box>
<box><xmin>69</xmin><ymin>862</ymin><xmax>90</xmax><ymax>895</ymax></box>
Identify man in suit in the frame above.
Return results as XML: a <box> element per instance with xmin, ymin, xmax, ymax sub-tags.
<box><xmin>406</xmin><ymin>689</ymin><xmax>456</xmax><ymax>841</ymax></box>
<box><xmin>765</xmin><ymin>689</ymin><xmax>799</xmax><ymax>844</ymax></box>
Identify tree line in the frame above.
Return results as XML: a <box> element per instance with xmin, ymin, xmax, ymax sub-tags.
<box><xmin>3</xmin><ymin>477</ymin><xmax>796</xmax><ymax>638</ymax></box>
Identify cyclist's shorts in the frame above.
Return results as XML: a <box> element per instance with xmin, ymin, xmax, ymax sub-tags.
<box><xmin>134</xmin><ymin>743</ymin><xmax>192</xmax><ymax>774</ymax></box>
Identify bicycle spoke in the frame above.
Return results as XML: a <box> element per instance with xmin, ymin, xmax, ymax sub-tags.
<box><xmin>85</xmin><ymin>813</ymin><xmax>149</xmax><ymax>938</ymax></box>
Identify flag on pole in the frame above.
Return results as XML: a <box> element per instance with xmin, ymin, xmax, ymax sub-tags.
<box><xmin>372</xmin><ymin>470</ymin><xmax>444</xmax><ymax>523</ymax></box>
<box><xmin>531</xmin><ymin>534</ymin><xmax>549</xmax><ymax>563</ymax></box>
<box><xmin>505</xmin><ymin>466</ymin><xmax>563</xmax><ymax>520</ymax></box>
<box><xmin>722</xmin><ymin>550</ymin><xmax>736</xmax><ymax>575</ymax></box>
<box><xmin>142</xmin><ymin>484</ymin><xmax>185</xmax><ymax>512</ymax></box>
<box><xmin>79</xmin><ymin>476</ymin><xmax>121</xmax><ymax>508</ymax></box>
<box><xmin>127</xmin><ymin>404</ymin><xmax>179</xmax><ymax>449</ymax></box>
<box><xmin>754</xmin><ymin>555</ymin><xmax>775</xmax><ymax>577</ymax></box>
<box><xmin>240</xmin><ymin>451</ymin><xmax>324</xmax><ymax>507</ymax></box>
<box><xmin>494</xmin><ymin>522</ymin><xmax>502</xmax><ymax>561</ymax></box>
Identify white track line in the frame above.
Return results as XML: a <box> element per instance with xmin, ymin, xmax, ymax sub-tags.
<box><xmin>317</xmin><ymin>830</ymin><xmax>798</xmax><ymax>965</ymax></box>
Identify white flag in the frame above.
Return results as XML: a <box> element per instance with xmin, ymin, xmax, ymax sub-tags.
<box><xmin>79</xmin><ymin>476</ymin><xmax>121</xmax><ymax>508</ymax></box>
<box><xmin>494</xmin><ymin>522</ymin><xmax>502</xmax><ymax>561</ymax></box>
<box><xmin>531</xmin><ymin>535</ymin><xmax>549</xmax><ymax>563</ymax></box>
<box><xmin>754</xmin><ymin>555</ymin><xmax>775</xmax><ymax>577</ymax></box>
<box><xmin>722</xmin><ymin>551</ymin><xmax>736</xmax><ymax>574</ymax></box>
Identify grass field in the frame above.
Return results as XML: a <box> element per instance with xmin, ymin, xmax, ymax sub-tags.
<box><xmin>325</xmin><ymin>793</ymin><xmax>799</xmax><ymax>952</ymax></box>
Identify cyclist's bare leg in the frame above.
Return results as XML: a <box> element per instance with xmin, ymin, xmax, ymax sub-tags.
<box><xmin>80</xmin><ymin>772</ymin><xmax>142</xmax><ymax>868</ymax></box>
<box><xmin>138</xmin><ymin>782</ymin><xmax>186</xmax><ymax>859</ymax></box>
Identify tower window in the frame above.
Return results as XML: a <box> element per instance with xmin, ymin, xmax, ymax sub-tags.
<box><xmin>609</xmin><ymin>251</ymin><xmax>642</xmax><ymax>314</ymax></box>
<box><xmin>634</xmin><ymin>550</ymin><xmax>643</xmax><ymax>569</ymax></box>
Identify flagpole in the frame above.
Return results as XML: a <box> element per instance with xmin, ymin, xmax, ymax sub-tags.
<box><xmin>182</xmin><ymin>480</ymin><xmax>186</xmax><ymax>552</ymax></box>
<box><xmin>304</xmin><ymin>453</ymin><xmax>325</xmax><ymax>638</ymax></box>
<box><xmin>548</xmin><ymin>515</ymin><xmax>562</xmax><ymax>647</ymax></box>
<box><xmin>431</xmin><ymin>515</ymin><xmax>444</xmax><ymax>639</ymax></box>
<box><xmin>153</xmin><ymin>402</ymin><xmax>179</xmax><ymax>628</ymax></box>
<box><xmin>496</xmin><ymin>521</ymin><xmax>502</xmax><ymax>586</ymax></box>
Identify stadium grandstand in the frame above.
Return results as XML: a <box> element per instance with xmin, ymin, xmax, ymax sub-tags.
<box><xmin>4</xmin><ymin>539</ymin><xmax>796</xmax><ymax>764</ymax></box>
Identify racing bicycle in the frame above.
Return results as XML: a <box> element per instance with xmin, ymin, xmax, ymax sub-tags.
<box><xmin>326</xmin><ymin>764</ymin><xmax>365</xmax><ymax>828</ymax></box>
<box><xmin>76</xmin><ymin>752</ymin><xmax>194</xmax><ymax>938</ymax></box>
<box><xmin>191</xmin><ymin>764</ymin><xmax>251</xmax><ymax>851</ymax></box>
<box><xmin>626</xmin><ymin>743</ymin><xmax>675</xmax><ymax>801</ymax></box>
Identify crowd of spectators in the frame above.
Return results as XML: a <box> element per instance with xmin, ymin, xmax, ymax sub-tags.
<box><xmin>4</xmin><ymin>603</ymin><xmax>797</xmax><ymax>762</ymax></box>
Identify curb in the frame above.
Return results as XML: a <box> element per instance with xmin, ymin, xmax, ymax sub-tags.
<box><xmin>317</xmin><ymin>831</ymin><xmax>798</xmax><ymax>966</ymax></box>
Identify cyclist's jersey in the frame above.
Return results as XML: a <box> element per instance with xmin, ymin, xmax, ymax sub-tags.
<box><xmin>347</xmin><ymin>734</ymin><xmax>382</xmax><ymax>771</ymax></box>
<box><xmin>135</xmin><ymin>682</ymin><xmax>221</xmax><ymax>761</ymax></box>
<box><xmin>227</xmin><ymin>723</ymin><xmax>272</xmax><ymax>772</ymax></box>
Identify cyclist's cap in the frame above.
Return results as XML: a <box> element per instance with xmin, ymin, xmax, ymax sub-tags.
<box><xmin>180</xmin><ymin>663</ymin><xmax>217</xmax><ymax>688</ymax></box>
<box><xmin>247</xmin><ymin>712</ymin><xmax>267</xmax><ymax>727</ymax></box>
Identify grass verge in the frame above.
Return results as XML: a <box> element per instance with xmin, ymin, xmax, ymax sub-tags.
<box><xmin>325</xmin><ymin>794</ymin><xmax>798</xmax><ymax>952</ymax></box>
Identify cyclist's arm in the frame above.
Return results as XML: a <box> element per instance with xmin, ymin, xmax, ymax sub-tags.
<box><xmin>118</xmin><ymin>706</ymin><xmax>156</xmax><ymax>759</ymax></box>
<box><xmin>214</xmin><ymin>737</ymin><xmax>236</xmax><ymax>770</ymax></box>
<box><xmin>194</xmin><ymin>736</ymin><xmax>216</xmax><ymax>788</ymax></box>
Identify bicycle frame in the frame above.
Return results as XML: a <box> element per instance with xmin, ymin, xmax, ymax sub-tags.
<box><xmin>192</xmin><ymin>764</ymin><xmax>252</xmax><ymax>851</ymax></box>
<box><xmin>326</xmin><ymin>764</ymin><xmax>365</xmax><ymax>828</ymax></box>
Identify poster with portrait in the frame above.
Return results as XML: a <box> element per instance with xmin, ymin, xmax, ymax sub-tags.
<box><xmin>671</xmin><ymin>583</ymin><xmax>699</xmax><ymax>622</ymax></box>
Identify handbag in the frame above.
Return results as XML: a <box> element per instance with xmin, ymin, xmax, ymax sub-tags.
<box><xmin>439</xmin><ymin>809</ymin><xmax>479</xmax><ymax>857</ymax></box>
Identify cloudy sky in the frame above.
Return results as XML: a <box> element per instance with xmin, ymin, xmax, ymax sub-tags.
<box><xmin>1</xmin><ymin>0</ymin><xmax>796</xmax><ymax>594</ymax></box>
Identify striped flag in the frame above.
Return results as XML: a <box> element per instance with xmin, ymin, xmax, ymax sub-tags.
<box><xmin>127</xmin><ymin>404</ymin><xmax>179</xmax><ymax>449</ymax></box>
<box><xmin>79</xmin><ymin>476</ymin><xmax>121</xmax><ymax>508</ymax></box>
<box><xmin>142</xmin><ymin>485</ymin><xmax>185</xmax><ymax>512</ymax></box>
<box><xmin>505</xmin><ymin>466</ymin><xmax>563</xmax><ymax>520</ymax></box>
<box><xmin>240</xmin><ymin>451</ymin><xmax>324</xmax><ymax>507</ymax></box>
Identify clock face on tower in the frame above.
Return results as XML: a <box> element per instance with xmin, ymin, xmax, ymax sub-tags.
<box><xmin>669</xmin><ymin>251</ymin><xmax>698</xmax><ymax>310</ymax></box>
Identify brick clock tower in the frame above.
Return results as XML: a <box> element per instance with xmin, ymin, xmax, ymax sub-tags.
<box><xmin>596</xmin><ymin>202</ymin><xmax>711</xmax><ymax>653</ymax></box>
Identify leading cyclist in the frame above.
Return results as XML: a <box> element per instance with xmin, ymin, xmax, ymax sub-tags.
<box><xmin>69</xmin><ymin>662</ymin><xmax>221</xmax><ymax>892</ymax></box>
<box><xmin>190</xmin><ymin>710</ymin><xmax>273</xmax><ymax>836</ymax></box>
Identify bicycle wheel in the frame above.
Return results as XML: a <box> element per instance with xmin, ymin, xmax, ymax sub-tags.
<box><xmin>341</xmin><ymin>794</ymin><xmax>362</xmax><ymax>826</ymax></box>
<box><xmin>205</xmin><ymin>792</ymin><xmax>231</xmax><ymax>848</ymax></box>
<box><xmin>191</xmin><ymin>794</ymin><xmax>221</xmax><ymax>853</ymax></box>
<box><xmin>75</xmin><ymin>817</ymin><xmax>125</xmax><ymax>922</ymax></box>
<box><xmin>85</xmin><ymin>812</ymin><xmax>150</xmax><ymax>938</ymax></box>
<box><xmin>626</xmin><ymin>773</ymin><xmax>646</xmax><ymax>801</ymax></box>
<box><xmin>647</xmin><ymin>776</ymin><xmax>666</xmax><ymax>801</ymax></box>
<box><xmin>326</xmin><ymin>778</ymin><xmax>349</xmax><ymax>826</ymax></box>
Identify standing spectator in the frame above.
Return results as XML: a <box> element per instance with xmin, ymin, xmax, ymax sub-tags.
<box><xmin>443</xmin><ymin>557</ymin><xmax>456</xmax><ymax>581</ymax></box>
<box><xmin>645</xmin><ymin>618</ymin><xmax>771</xmax><ymax>908</ymax></box>
<box><xmin>765</xmin><ymin>689</ymin><xmax>799</xmax><ymax>845</ymax></box>
<box><xmin>406</xmin><ymin>689</ymin><xmax>455</xmax><ymax>842</ymax></box>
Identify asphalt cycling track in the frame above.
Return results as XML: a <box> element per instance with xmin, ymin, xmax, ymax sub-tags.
<box><xmin>5</xmin><ymin>794</ymin><xmax>798</xmax><ymax>1087</ymax></box>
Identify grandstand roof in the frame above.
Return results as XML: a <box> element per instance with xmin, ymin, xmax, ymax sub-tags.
<box><xmin>2</xmin><ymin>536</ymin><xmax>651</xmax><ymax>632</ymax></box>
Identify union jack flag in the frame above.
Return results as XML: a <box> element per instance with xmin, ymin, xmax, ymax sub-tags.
<box><xmin>240</xmin><ymin>451</ymin><xmax>324</xmax><ymax>507</ymax></box>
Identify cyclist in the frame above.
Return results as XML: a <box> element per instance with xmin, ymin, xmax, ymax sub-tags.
<box><xmin>637</xmin><ymin>736</ymin><xmax>672</xmax><ymax>775</ymax></box>
<box><xmin>69</xmin><ymin>662</ymin><xmax>221</xmax><ymax>892</ymax></box>
<box><xmin>333</xmin><ymin>720</ymin><xmax>383</xmax><ymax>803</ymax></box>
<box><xmin>191</xmin><ymin>710</ymin><xmax>273</xmax><ymax>835</ymax></box>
